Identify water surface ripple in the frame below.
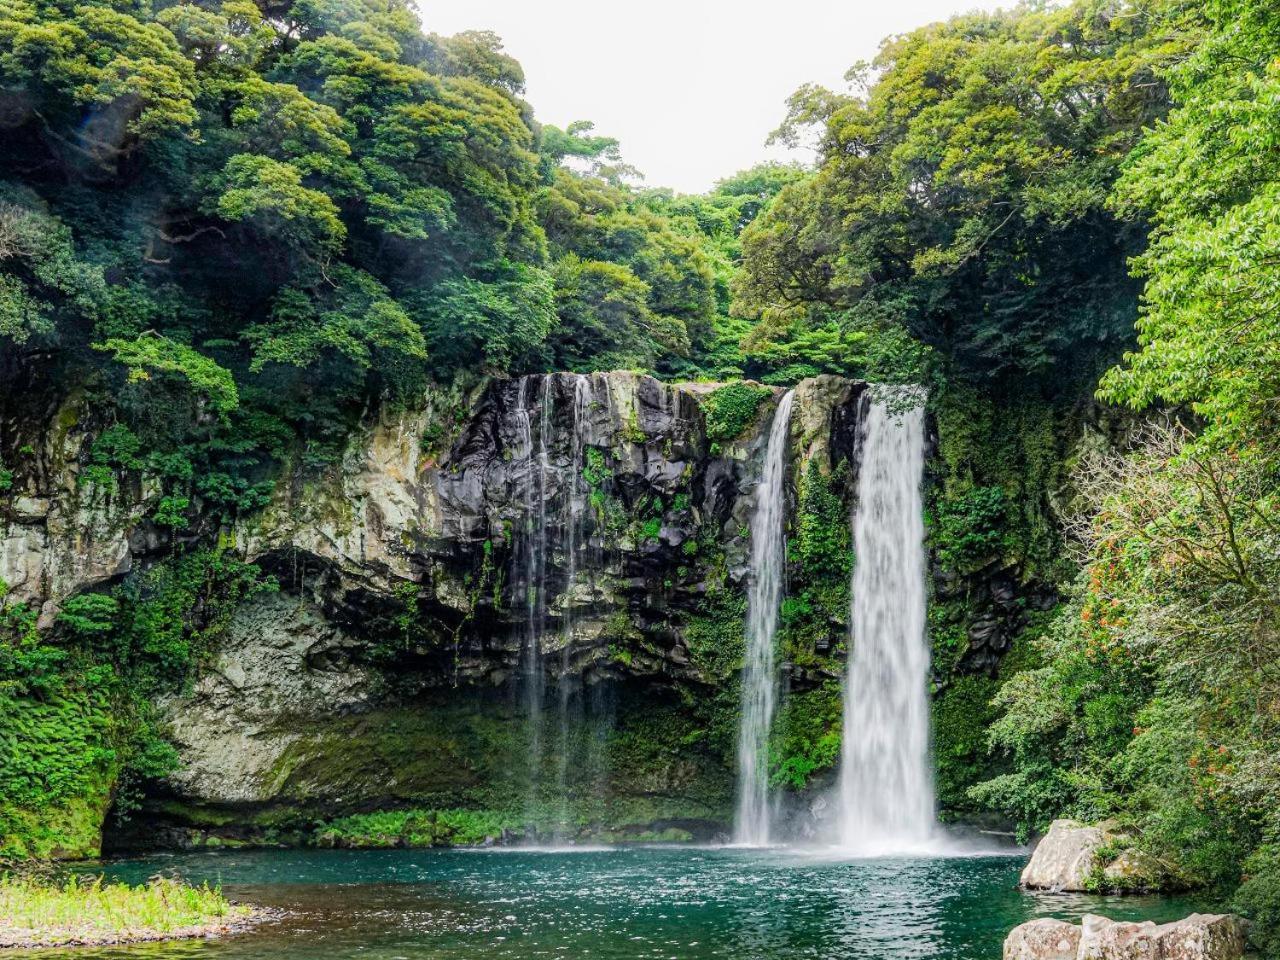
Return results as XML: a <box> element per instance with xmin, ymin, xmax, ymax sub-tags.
<box><xmin>25</xmin><ymin>847</ymin><xmax>1216</xmax><ymax>960</ymax></box>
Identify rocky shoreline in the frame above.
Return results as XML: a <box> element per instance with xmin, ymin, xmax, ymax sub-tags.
<box><xmin>0</xmin><ymin>907</ymin><xmax>276</xmax><ymax>950</ymax></box>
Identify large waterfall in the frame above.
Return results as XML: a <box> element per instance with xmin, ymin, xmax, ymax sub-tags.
<box><xmin>733</xmin><ymin>390</ymin><xmax>795</xmax><ymax>846</ymax></box>
<box><xmin>836</xmin><ymin>390</ymin><xmax>936</xmax><ymax>854</ymax></box>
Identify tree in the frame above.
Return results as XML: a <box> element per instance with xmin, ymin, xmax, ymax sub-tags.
<box><xmin>735</xmin><ymin>0</ymin><xmax>1197</xmax><ymax>384</ymax></box>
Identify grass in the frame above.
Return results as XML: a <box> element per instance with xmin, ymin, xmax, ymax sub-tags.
<box><xmin>0</xmin><ymin>874</ymin><xmax>257</xmax><ymax>948</ymax></box>
<box><xmin>315</xmin><ymin>808</ymin><xmax>519</xmax><ymax>848</ymax></box>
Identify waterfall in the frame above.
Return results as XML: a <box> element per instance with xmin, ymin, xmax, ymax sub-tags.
<box><xmin>554</xmin><ymin>374</ymin><xmax>593</xmax><ymax>837</ymax></box>
<box><xmin>734</xmin><ymin>389</ymin><xmax>795</xmax><ymax>846</ymax></box>
<box><xmin>516</xmin><ymin>376</ymin><xmax>548</xmax><ymax>821</ymax></box>
<box><xmin>515</xmin><ymin>373</ymin><xmax>607</xmax><ymax>842</ymax></box>
<box><xmin>836</xmin><ymin>389</ymin><xmax>935</xmax><ymax>854</ymax></box>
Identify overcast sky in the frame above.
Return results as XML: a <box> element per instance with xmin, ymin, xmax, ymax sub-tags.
<box><xmin>419</xmin><ymin>0</ymin><xmax>1008</xmax><ymax>194</ymax></box>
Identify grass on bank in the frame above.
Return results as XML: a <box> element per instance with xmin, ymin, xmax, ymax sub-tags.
<box><xmin>0</xmin><ymin>874</ymin><xmax>255</xmax><ymax>948</ymax></box>
<box><xmin>315</xmin><ymin>808</ymin><xmax>516</xmax><ymax>848</ymax></box>
<box><xmin>312</xmin><ymin>807</ymin><xmax>698</xmax><ymax>848</ymax></box>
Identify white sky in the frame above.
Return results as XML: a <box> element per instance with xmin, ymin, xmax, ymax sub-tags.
<box><xmin>419</xmin><ymin>0</ymin><xmax>1008</xmax><ymax>194</ymax></box>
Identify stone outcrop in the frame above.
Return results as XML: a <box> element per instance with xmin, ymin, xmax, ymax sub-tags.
<box><xmin>1102</xmin><ymin>848</ymin><xmax>1176</xmax><ymax>892</ymax></box>
<box><xmin>0</xmin><ymin>387</ymin><xmax>161</xmax><ymax>626</ymax></box>
<box><xmin>235</xmin><ymin>372</ymin><xmax>841</xmax><ymax>687</ymax></box>
<box><xmin>1006</xmin><ymin>913</ymin><xmax>1246</xmax><ymax>960</ymax></box>
<box><xmin>1021</xmin><ymin>820</ymin><xmax>1174</xmax><ymax>893</ymax></box>
<box><xmin>1004</xmin><ymin>919</ymin><xmax>1082</xmax><ymax>960</ymax></box>
<box><xmin>162</xmin><ymin>591</ymin><xmax>377</xmax><ymax>806</ymax></box>
<box><xmin>1022</xmin><ymin>820</ymin><xmax>1115</xmax><ymax>891</ymax></box>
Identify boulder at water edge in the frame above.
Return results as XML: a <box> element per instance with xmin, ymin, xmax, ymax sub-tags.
<box><xmin>1004</xmin><ymin>918</ymin><xmax>1081</xmax><ymax>960</ymax></box>
<box><xmin>1004</xmin><ymin>913</ymin><xmax>1246</xmax><ymax>960</ymax></box>
<box><xmin>1021</xmin><ymin>820</ymin><xmax>1174</xmax><ymax>893</ymax></box>
<box><xmin>1021</xmin><ymin>820</ymin><xmax>1114</xmax><ymax>891</ymax></box>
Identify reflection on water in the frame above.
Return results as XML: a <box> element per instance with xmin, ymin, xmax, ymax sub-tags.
<box><xmin>20</xmin><ymin>846</ymin><xmax>1214</xmax><ymax>960</ymax></box>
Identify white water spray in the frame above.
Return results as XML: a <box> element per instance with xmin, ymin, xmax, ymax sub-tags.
<box><xmin>734</xmin><ymin>390</ymin><xmax>795</xmax><ymax>846</ymax></box>
<box><xmin>837</xmin><ymin>389</ymin><xmax>935</xmax><ymax>854</ymax></box>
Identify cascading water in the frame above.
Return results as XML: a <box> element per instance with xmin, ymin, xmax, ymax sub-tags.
<box><xmin>516</xmin><ymin>376</ymin><xmax>548</xmax><ymax>823</ymax></box>
<box><xmin>836</xmin><ymin>389</ymin><xmax>935</xmax><ymax>854</ymax></box>
<box><xmin>554</xmin><ymin>374</ymin><xmax>594</xmax><ymax>836</ymax></box>
<box><xmin>733</xmin><ymin>389</ymin><xmax>795</xmax><ymax>846</ymax></box>
<box><xmin>515</xmin><ymin>373</ymin><xmax>613</xmax><ymax>842</ymax></box>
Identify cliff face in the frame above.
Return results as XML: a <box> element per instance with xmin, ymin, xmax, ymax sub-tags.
<box><xmin>0</xmin><ymin>384</ymin><xmax>161</xmax><ymax>629</ymax></box>
<box><xmin>2</xmin><ymin>369</ymin><xmax>1091</xmax><ymax>852</ymax></box>
<box><xmin>2</xmin><ymin>371</ymin><xmax>868</xmax><ymax>848</ymax></box>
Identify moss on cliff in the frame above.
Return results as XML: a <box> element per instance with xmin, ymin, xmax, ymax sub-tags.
<box><xmin>0</xmin><ymin>552</ymin><xmax>267</xmax><ymax>859</ymax></box>
<box><xmin>923</xmin><ymin>375</ymin><xmax>1087</xmax><ymax>818</ymax></box>
<box><xmin>771</xmin><ymin>681</ymin><xmax>843</xmax><ymax>791</ymax></box>
<box><xmin>702</xmin><ymin>382</ymin><xmax>773</xmax><ymax>449</ymax></box>
<box><xmin>118</xmin><ymin>684</ymin><xmax>734</xmax><ymax>848</ymax></box>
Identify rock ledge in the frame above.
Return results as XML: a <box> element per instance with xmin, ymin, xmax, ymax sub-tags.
<box><xmin>1004</xmin><ymin>913</ymin><xmax>1246</xmax><ymax>960</ymax></box>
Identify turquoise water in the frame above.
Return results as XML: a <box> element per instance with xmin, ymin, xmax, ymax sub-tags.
<box><xmin>34</xmin><ymin>846</ymin><xmax>1212</xmax><ymax>959</ymax></box>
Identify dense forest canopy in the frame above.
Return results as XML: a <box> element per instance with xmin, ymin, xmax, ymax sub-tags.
<box><xmin>733</xmin><ymin>0</ymin><xmax>1197</xmax><ymax>386</ymax></box>
<box><xmin>0</xmin><ymin>0</ymin><xmax>799</xmax><ymax>473</ymax></box>
<box><xmin>5</xmin><ymin>0</ymin><xmax>1280</xmax><ymax>950</ymax></box>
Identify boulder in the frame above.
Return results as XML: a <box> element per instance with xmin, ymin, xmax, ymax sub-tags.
<box><xmin>1021</xmin><ymin>819</ymin><xmax>1114</xmax><ymax>891</ymax></box>
<box><xmin>1004</xmin><ymin>918</ymin><xmax>1082</xmax><ymax>960</ymax></box>
<box><xmin>1102</xmin><ymin>848</ymin><xmax>1174</xmax><ymax>893</ymax></box>
<box><xmin>1076</xmin><ymin>913</ymin><xmax>1245</xmax><ymax>960</ymax></box>
<box><xmin>1005</xmin><ymin>913</ymin><xmax>1246</xmax><ymax>960</ymax></box>
<box><xmin>1021</xmin><ymin>820</ymin><xmax>1180</xmax><ymax>894</ymax></box>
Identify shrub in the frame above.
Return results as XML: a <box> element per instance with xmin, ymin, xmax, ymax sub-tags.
<box><xmin>702</xmin><ymin>382</ymin><xmax>771</xmax><ymax>447</ymax></box>
<box><xmin>1234</xmin><ymin>846</ymin><xmax>1280</xmax><ymax>956</ymax></box>
<box><xmin>929</xmin><ymin>486</ymin><xmax>1008</xmax><ymax>573</ymax></box>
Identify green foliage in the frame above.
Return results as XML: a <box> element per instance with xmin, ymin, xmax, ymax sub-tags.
<box><xmin>244</xmin><ymin>266</ymin><xmax>426</xmax><ymax>387</ymax></box>
<box><xmin>791</xmin><ymin>461</ymin><xmax>849</xmax><ymax>583</ymax></box>
<box><xmin>770</xmin><ymin>682</ymin><xmax>843</xmax><ymax>790</ymax></box>
<box><xmin>0</xmin><ymin>198</ymin><xmax>104</xmax><ymax>346</ymax></box>
<box><xmin>315</xmin><ymin>808</ymin><xmax>516</xmax><ymax>847</ymax></box>
<box><xmin>929</xmin><ymin>487</ymin><xmax>1009</xmax><ymax>574</ymax></box>
<box><xmin>683</xmin><ymin>591</ymin><xmax>746</xmax><ymax>682</ymax></box>
<box><xmin>0</xmin><ymin>0</ymin><xmax>733</xmax><ymax>512</ymax></box>
<box><xmin>736</xmin><ymin>0</ymin><xmax>1195</xmax><ymax>383</ymax></box>
<box><xmin>56</xmin><ymin>595</ymin><xmax>120</xmax><ymax>638</ymax></box>
<box><xmin>419</xmin><ymin>265</ymin><xmax>554</xmax><ymax>375</ymax></box>
<box><xmin>929</xmin><ymin>381</ymin><xmax>1073</xmax><ymax>582</ymax></box>
<box><xmin>976</xmin><ymin>421</ymin><xmax>1280</xmax><ymax>886</ymax></box>
<box><xmin>934</xmin><ymin>674</ymin><xmax>1003</xmax><ymax>816</ymax></box>
<box><xmin>702</xmin><ymin>382</ymin><xmax>771</xmax><ymax>447</ymax></box>
<box><xmin>779</xmin><ymin>462</ymin><xmax>851</xmax><ymax>672</ymax></box>
<box><xmin>95</xmin><ymin>335</ymin><xmax>238</xmax><ymax>415</ymax></box>
<box><xmin>0</xmin><ymin>551</ymin><xmax>268</xmax><ymax>858</ymax></box>
<box><xmin>1101</xmin><ymin>0</ymin><xmax>1280</xmax><ymax>452</ymax></box>
<box><xmin>1234</xmin><ymin>845</ymin><xmax>1280</xmax><ymax>956</ymax></box>
<box><xmin>537</xmin><ymin>168</ymin><xmax>717</xmax><ymax>371</ymax></box>
<box><xmin>0</xmin><ymin>875</ymin><xmax>246</xmax><ymax>945</ymax></box>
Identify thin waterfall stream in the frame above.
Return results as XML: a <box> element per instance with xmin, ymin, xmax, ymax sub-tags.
<box><xmin>516</xmin><ymin>373</ymin><xmax>611</xmax><ymax>841</ymax></box>
<box><xmin>515</xmin><ymin>376</ymin><xmax>548</xmax><ymax>828</ymax></box>
<box><xmin>836</xmin><ymin>389</ymin><xmax>936</xmax><ymax>854</ymax></box>
<box><xmin>733</xmin><ymin>389</ymin><xmax>795</xmax><ymax>846</ymax></box>
<box><xmin>554</xmin><ymin>374</ymin><xmax>593</xmax><ymax>837</ymax></box>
